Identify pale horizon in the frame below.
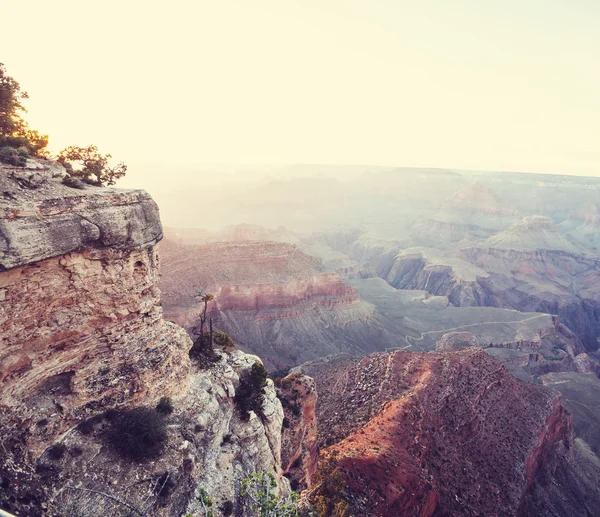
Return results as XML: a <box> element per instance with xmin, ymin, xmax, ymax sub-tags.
<box><xmin>1</xmin><ymin>0</ymin><xmax>599</xmax><ymax>185</ymax></box>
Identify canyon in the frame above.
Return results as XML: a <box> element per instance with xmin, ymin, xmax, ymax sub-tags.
<box><xmin>3</xmin><ymin>160</ymin><xmax>600</xmax><ymax>517</ymax></box>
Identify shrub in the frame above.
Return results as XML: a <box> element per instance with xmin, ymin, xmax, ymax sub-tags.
<box><xmin>221</xmin><ymin>500</ymin><xmax>234</xmax><ymax>515</ymax></box>
<box><xmin>236</xmin><ymin>362</ymin><xmax>268</xmax><ymax>421</ymax></box>
<box><xmin>189</xmin><ymin>333</ymin><xmax>221</xmax><ymax>368</ymax></box>
<box><xmin>107</xmin><ymin>407</ymin><xmax>167</xmax><ymax>461</ymax></box>
<box><xmin>76</xmin><ymin>414</ymin><xmax>103</xmax><ymax>435</ymax></box>
<box><xmin>0</xmin><ymin>63</ymin><xmax>49</xmax><ymax>156</ymax></box>
<box><xmin>62</xmin><ymin>175</ymin><xmax>87</xmax><ymax>189</ymax></box>
<box><xmin>47</xmin><ymin>443</ymin><xmax>66</xmax><ymax>460</ymax></box>
<box><xmin>241</xmin><ymin>472</ymin><xmax>299</xmax><ymax>516</ymax></box>
<box><xmin>0</xmin><ymin>146</ymin><xmax>27</xmax><ymax>166</ymax></box>
<box><xmin>213</xmin><ymin>331</ymin><xmax>235</xmax><ymax>351</ymax></box>
<box><xmin>57</xmin><ymin>145</ymin><xmax>126</xmax><ymax>186</ymax></box>
<box><xmin>310</xmin><ymin>455</ymin><xmax>351</xmax><ymax>517</ymax></box>
<box><xmin>156</xmin><ymin>396</ymin><xmax>174</xmax><ymax>415</ymax></box>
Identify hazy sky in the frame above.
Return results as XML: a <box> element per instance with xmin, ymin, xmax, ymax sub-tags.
<box><xmin>1</xmin><ymin>0</ymin><xmax>599</xmax><ymax>183</ymax></box>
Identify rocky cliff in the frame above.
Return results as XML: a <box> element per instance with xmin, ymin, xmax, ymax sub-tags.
<box><xmin>299</xmin><ymin>349</ymin><xmax>600</xmax><ymax>517</ymax></box>
<box><xmin>277</xmin><ymin>373</ymin><xmax>318</xmax><ymax>491</ymax></box>
<box><xmin>0</xmin><ymin>162</ymin><xmax>287</xmax><ymax>517</ymax></box>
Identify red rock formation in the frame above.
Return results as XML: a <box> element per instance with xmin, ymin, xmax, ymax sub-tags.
<box><xmin>159</xmin><ymin>238</ymin><xmax>361</xmax><ymax>335</ymax></box>
<box><xmin>300</xmin><ymin>349</ymin><xmax>597</xmax><ymax>516</ymax></box>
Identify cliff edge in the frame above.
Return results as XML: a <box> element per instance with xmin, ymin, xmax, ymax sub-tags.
<box><xmin>0</xmin><ymin>161</ymin><xmax>286</xmax><ymax>517</ymax></box>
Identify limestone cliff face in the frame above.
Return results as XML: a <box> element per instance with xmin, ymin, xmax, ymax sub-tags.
<box><xmin>40</xmin><ymin>351</ymin><xmax>285</xmax><ymax>517</ymax></box>
<box><xmin>0</xmin><ymin>164</ymin><xmax>189</xmax><ymax>451</ymax></box>
<box><xmin>0</xmin><ymin>162</ymin><xmax>285</xmax><ymax>517</ymax></box>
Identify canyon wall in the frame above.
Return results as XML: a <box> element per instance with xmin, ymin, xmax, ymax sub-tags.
<box><xmin>159</xmin><ymin>236</ymin><xmax>374</xmax><ymax>368</ymax></box>
<box><xmin>373</xmin><ymin>244</ymin><xmax>600</xmax><ymax>354</ymax></box>
<box><xmin>0</xmin><ymin>163</ymin><xmax>287</xmax><ymax>517</ymax></box>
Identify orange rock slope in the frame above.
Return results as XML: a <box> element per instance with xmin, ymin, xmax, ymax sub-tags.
<box><xmin>300</xmin><ymin>349</ymin><xmax>600</xmax><ymax>516</ymax></box>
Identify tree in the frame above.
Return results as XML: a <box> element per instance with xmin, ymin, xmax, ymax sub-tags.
<box><xmin>241</xmin><ymin>472</ymin><xmax>299</xmax><ymax>517</ymax></box>
<box><xmin>236</xmin><ymin>362</ymin><xmax>269</xmax><ymax>421</ymax></box>
<box><xmin>309</xmin><ymin>454</ymin><xmax>352</xmax><ymax>517</ymax></box>
<box><xmin>0</xmin><ymin>63</ymin><xmax>49</xmax><ymax>156</ymax></box>
<box><xmin>190</xmin><ymin>292</ymin><xmax>221</xmax><ymax>366</ymax></box>
<box><xmin>57</xmin><ymin>144</ymin><xmax>127</xmax><ymax>186</ymax></box>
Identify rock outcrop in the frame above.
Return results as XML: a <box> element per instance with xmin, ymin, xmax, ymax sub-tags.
<box><xmin>0</xmin><ymin>163</ymin><xmax>188</xmax><ymax>451</ymax></box>
<box><xmin>480</xmin><ymin>215</ymin><xmax>588</xmax><ymax>255</ymax></box>
<box><xmin>0</xmin><ymin>162</ymin><xmax>286</xmax><ymax>517</ymax></box>
<box><xmin>366</xmin><ymin>237</ymin><xmax>600</xmax><ymax>354</ymax></box>
<box><xmin>277</xmin><ymin>373</ymin><xmax>318</xmax><ymax>491</ymax></box>
<box><xmin>299</xmin><ymin>349</ymin><xmax>600</xmax><ymax>517</ymax></box>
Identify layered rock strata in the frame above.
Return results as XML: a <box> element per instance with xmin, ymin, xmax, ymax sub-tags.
<box><xmin>0</xmin><ymin>163</ymin><xmax>286</xmax><ymax>517</ymax></box>
<box><xmin>159</xmin><ymin>237</ymin><xmax>373</xmax><ymax>368</ymax></box>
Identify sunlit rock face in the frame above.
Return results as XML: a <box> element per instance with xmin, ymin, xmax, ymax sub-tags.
<box><xmin>0</xmin><ymin>162</ymin><xmax>286</xmax><ymax>517</ymax></box>
<box><xmin>299</xmin><ymin>349</ymin><xmax>600</xmax><ymax>517</ymax></box>
<box><xmin>0</xmin><ymin>163</ymin><xmax>190</xmax><ymax>450</ymax></box>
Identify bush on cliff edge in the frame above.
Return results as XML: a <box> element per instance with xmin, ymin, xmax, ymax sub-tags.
<box><xmin>235</xmin><ymin>362</ymin><xmax>268</xmax><ymax>421</ymax></box>
<box><xmin>107</xmin><ymin>407</ymin><xmax>167</xmax><ymax>461</ymax></box>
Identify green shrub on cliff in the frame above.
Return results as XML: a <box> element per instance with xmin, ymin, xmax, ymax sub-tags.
<box><xmin>236</xmin><ymin>362</ymin><xmax>269</xmax><ymax>421</ymax></box>
<box><xmin>57</xmin><ymin>144</ymin><xmax>127</xmax><ymax>186</ymax></box>
<box><xmin>241</xmin><ymin>472</ymin><xmax>299</xmax><ymax>516</ymax></box>
<box><xmin>311</xmin><ymin>454</ymin><xmax>352</xmax><ymax>517</ymax></box>
<box><xmin>0</xmin><ymin>146</ymin><xmax>28</xmax><ymax>166</ymax></box>
<box><xmin>0</xmin><ymin>63</ymin><xmax>49</xmax><ymax>157</ymax></box>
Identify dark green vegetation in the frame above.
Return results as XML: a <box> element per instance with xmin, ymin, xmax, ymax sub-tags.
<box><xmin>107</xmin><ymin>407</ymin><xmax>167</xmax><ymax>461</ymax></box>
<box><xmin>310</xmin><ymin>455</ymin><xmax>351</xmax><ymax>517</ymax></box>
<box><xmin>47</xmin><ymin>443</ymin><xmax>66</xmax><ymax>461</ymax></box>
<box><xmin>0</xmin><ymin>63</ymin><xmax>126</xmax><ymax>186</ymax></box>
<box><xmin>235</xmin><ymin>362</ymin><xmax>268</xmax><ymax>421</ymax></box>
<box><xmin>0</xmin><ymin>145</ymin><xmax>29</xmax><ymax>166</ymax></box>
<box><xmin>57</xmin><ymin>145</ymin><xmax>127</xmax><ymax>187</ymax></box>
<box><xmin>0</xmin><ymin>63</ymin><xmax>48</xmax><ymax>157</ymax></box>
<box><xmin>189</xmin><ymin>332</ymin><xmax>221</xmax><ymax>367</ymax></box>
<box><xmin>155</xmin><ymin>396</ymin><xmax>174</xmax><ymax>415</ymax></box>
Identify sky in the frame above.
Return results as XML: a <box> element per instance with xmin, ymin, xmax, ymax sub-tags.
<box><xmin>1</xmin><ymin>0</ymin><xmax>599</xmax><ymax>186</ymax></box>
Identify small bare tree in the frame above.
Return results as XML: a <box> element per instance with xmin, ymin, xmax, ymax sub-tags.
<box><xmin>190</xmin><ymin>292</ymin><xmax>219</xmax><ymax>365</ymax></box>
